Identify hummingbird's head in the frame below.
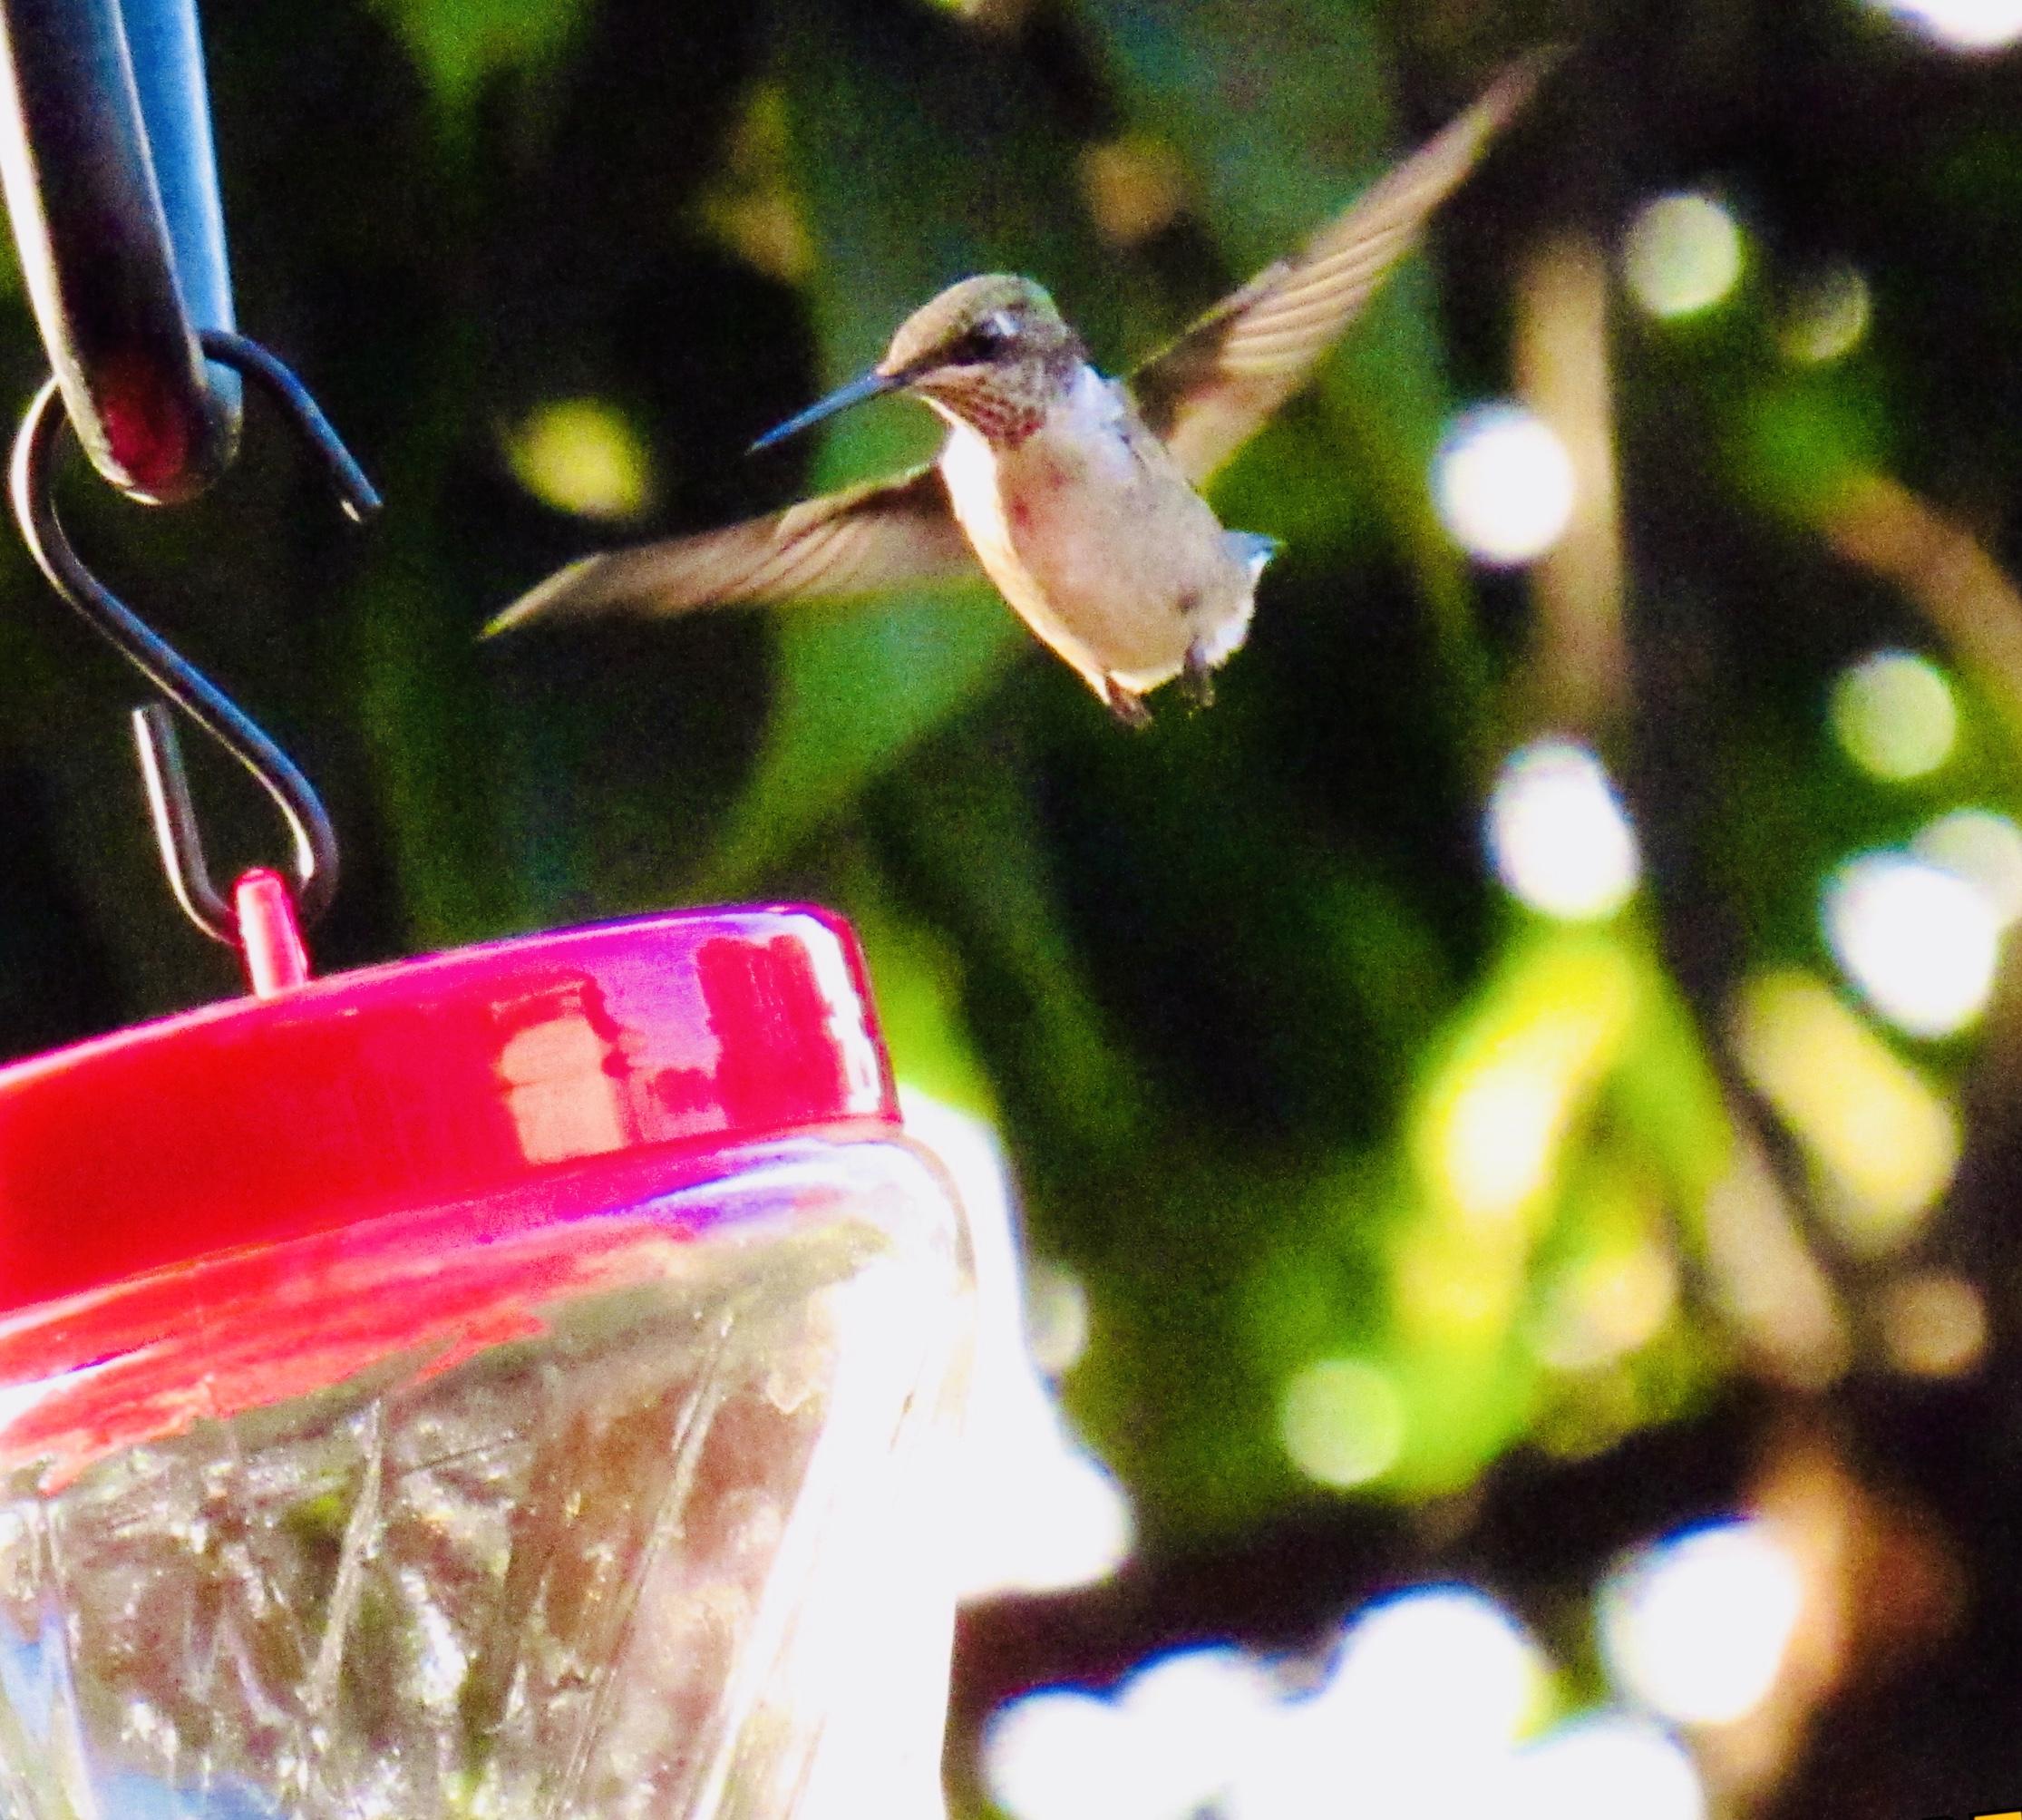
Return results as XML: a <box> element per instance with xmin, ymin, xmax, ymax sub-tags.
<box><xmin>880</xmin><ymin>276</ymin><xmax>1084</xmax><ymax>442</ymax></box>
<box><xmin>750</xmin><ymin>275</ymin><xmax>1084</xmax><ymax>454</ymax></box>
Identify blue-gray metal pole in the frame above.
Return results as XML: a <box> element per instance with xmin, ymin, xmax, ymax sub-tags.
<box><xmin>0</xmin><ymin>0</ymin><xmax>238</xmax><ymax>502</ymax></box>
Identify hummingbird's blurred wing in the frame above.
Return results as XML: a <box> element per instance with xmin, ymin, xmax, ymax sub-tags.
<box><xmin>1130</xmin><ymin>52</ymin><xmax>1556</xmax><ymax>488</ymax></box>
<box><xmin>484</xmin><ymin>464</ymin><xmax>979</xmax><ymax>635</ymax></box>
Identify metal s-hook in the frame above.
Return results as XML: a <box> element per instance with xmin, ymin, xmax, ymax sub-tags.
<box><xmin>10</xmin><ymin>328</ymin><xmax>380</xmax><ymax>945</ymax></box>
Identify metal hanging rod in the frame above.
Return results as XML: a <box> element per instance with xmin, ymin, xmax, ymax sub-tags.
<box><xmin>0</xmin><ymin>0</ymin><xmax>238</xmax><ymax>502</ymax></box>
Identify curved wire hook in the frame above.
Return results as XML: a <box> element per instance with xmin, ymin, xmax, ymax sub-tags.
<box><xmin>10</xmin><ymin>329</ymin><xmax>381</xmax><ymax>943</ymax></box>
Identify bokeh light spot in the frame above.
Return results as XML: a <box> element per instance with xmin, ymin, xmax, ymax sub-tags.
<box><xmin>1118</xmin><ymin>1649</ymin><xmax>1280</xmax><ymax>1819</ymax></box>
<box><xmin>1824</xmin><ymin>852</ymin><xmax>1998</xmax><ymax>1038</ymax></box>
<box><xmin>1868</xmin><ymin>0</ymin><xmax>2022</xmax><ymax>48</ymax></box>
<box><xmin>505</xmin><ymin>398</ymin><xmax>654</xmax><ymax>521</ymax></box>
<box><xmin>1079</xmin><ymin>134</ymin><xmax>1190</xmax><ymax>246</ymax></box>
<box><xmin>1278</xmin><ymin>1358</ymin><xmax>1406</xmax><ymax>1488</ymax></box>
<box><xmin>1600</xmin><ymin>1521</ymin><xmax>1803</xmax><ymax>1725</ymax></box>
<box><xmin>1622</xmin><ymin>193</ymin><xmax>1743</xmax><ymax>319</ymax></box>
<box><xmin>1880</xmin><ymin>1270</ymin><xmax>1988</xmax><ymax>1377</ymax></box>
<box><xmin>986</xmin><ymin>1649</ymin><xmax>1281</xmax><ymax>1820</ymax></box>
<box><xmin>1780</xmin><ymin>263</ymin><xmax>1872</xmax><ymax>365</ymax></box>
<box><xmin>1512</xmin><ymin>1715</ymin><xmax>1706</xmax><ymax>1820</ymax></box>
<box><xmin>1736</xmin><ymin>970</ymin><xmax>1959</xmax><ymax>1248</ymax></box>
<box><xmin>1025</xmin><ymin>1259</ymin><xmax>1092</xmax><ymax>1376</ymax></box>
<box><xmin>1421</xmin><ymin>941</ymin><xmax>1639</xmax><ymax>1246</ymax></box>
<box><xmin>1535</xmin><ymin>1244</ymin><xmax>1678</xmax><ymax>1370</ymax></box>
<box><xmin>1438</xmin><ymin>1061</ymin><xmax>1565</xmax><ymax>1227</ymax></box>
<box><xmin>1489</xmin><ymin>740</ymin><xmax>1641</xmax><ymax>920</ymax></box>
<box><xmin>979</xmin><ymin>1586</ymin><xmax>1751</xmax><ymax>1820</ymax></box>
<box><xmin>982</xmin><ymin>1689</ymin><xmax>1134</xmax><ymax>1820</ymax></box>
<box><xmin>1913</xmin><ymin>808</ymin><xmax>2022</xmax><ymax>929</ymax></box>
<box><xmin>1432</xmin><ymin>403</ymin><xmax>1578</xmax><ymax>566</ymax></box>
<box><xmin>1830</xmin><ymin>649</ymin><xmax>1957</xmax><ymax>780</ymax></box>
<box><xmin>1234</xmin><ymin>1589</ymin><xmax>1551</xmax><ymax>1817</ymax></box>
<box><xmin>1316</xmin><ymin>1588</ymin><xmax>1546</xmax><ymax>1746</ymax></box>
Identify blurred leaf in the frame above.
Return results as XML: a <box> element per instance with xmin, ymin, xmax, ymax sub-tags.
<box><xmin>880</xmin><ymin>721</ymin><xmax>1157</xmax><ymax>1160</ymax></box>
<box><xmin>369</xmin><ymin>0</ymin><xmax>588</xmax><ymax>112</ymax></box>
<box><xmin>706</xmin><ymin>587</ymin><xmax>1019</xmax><ymax>891</ymax></box>
<box><xmin>1734</xmin><ymin>375</ymin><xmax>1887</xmax><ymax>520</ymax></box>
<box><xmin>841</xmin><ymin>855</ymin><xmax>998</xmax><ymax>1116</ymax></box>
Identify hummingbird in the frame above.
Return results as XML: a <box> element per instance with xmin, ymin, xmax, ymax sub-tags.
<box><xmin>487</xmin><ymin>54</ymin><xmax>1555</xmax><ymax>726</ymax></box>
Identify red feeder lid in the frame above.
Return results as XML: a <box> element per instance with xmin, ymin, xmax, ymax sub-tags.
<box><xmin>0</xmin><ymin>907</ymin><xmax>897</xmax><ymax>1319</ymax></box>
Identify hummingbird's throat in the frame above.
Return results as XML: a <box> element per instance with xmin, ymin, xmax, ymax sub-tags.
<box><xmin>921</xmin><ymin>371</ymin><xmax>1047</xmax><ymax>448</ymax></box>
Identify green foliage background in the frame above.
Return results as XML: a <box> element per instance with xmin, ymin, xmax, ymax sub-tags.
<box><xmin>5</xmin><ymin>0</ymin><xmax>2022</xmax><ymax>1806</ymax></box>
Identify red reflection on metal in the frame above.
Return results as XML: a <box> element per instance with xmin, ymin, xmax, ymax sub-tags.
<box><xmin>234</xmin><ymin>868</ymin><xmax>310</xmax><ymax>997</ymax></box>
<box><xmin>0</xmin><ymin>908</ymin><xmax>894</xmax><ymax>1318</ymax></box>
<box><xmin>93</xmin><ymin>350</ymin><xmax>194</xmax><ymax>499</ymax></box>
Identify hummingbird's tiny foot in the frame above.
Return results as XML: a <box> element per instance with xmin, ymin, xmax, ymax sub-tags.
<box><xmin>1103</xmin><ymin>677</ymin><xmax>1153</xmax><ymax>729</ymax></box>
<box><xmin>1181</xmin><ymin>643</ymin><xmax>1216</xmax><ymax>710</ymax></box>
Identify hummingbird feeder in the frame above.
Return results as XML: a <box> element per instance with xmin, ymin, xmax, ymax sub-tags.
<box><xmin>0</xmin><ymin>3</ymin><xmax>975</xmax><ymax>1815</ymax></box>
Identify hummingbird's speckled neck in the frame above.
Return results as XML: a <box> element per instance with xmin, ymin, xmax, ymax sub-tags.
<box><xmin>918</xmin><ymin>354</ymin><xmax>1075</xmax><ymax>448</ymax></box>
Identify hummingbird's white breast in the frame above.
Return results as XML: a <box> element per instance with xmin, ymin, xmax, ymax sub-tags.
<box><xmin>935</xmin><ymin>365</ymin><xmax>1259</xmax><ymax>698</ymax></box>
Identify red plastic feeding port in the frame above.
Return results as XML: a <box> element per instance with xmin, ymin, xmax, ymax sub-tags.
<box><xmin>0</xmin><ymin>908</ymin><xmax>896</xmax><ymax>1319</ymax></box>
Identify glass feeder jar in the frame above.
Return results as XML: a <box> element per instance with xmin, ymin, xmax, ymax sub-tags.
<box><xmin>0</xmin><ymin>907</ymin><xmax>973</xmax><ymax>1820</ymax></box>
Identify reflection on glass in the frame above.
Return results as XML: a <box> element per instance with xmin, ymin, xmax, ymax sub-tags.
<box><xmin>900</xmin><ymin>1090</ymin><xmax>1133</xmax><ymax>1599</ymax></box>
<box><xmin>498</xmin><ymin>1011</ymin><xmax>629</xmax><ymax>1162</ymax></box>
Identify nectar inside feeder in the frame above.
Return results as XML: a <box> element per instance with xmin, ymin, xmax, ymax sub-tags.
<box><xmin>0</xmin><ymin>894</ymin><xmax>974</xmax><ymax>1818</ymax></box>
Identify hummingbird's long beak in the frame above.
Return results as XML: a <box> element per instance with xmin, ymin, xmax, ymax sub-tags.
<box><xmin>748</xmin><ymin>367</ymin><xmax>901</xmax><ymax>453</ymax></box>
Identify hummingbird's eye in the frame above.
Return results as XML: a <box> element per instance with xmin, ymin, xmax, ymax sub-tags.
<box><xmin>953</xmin><ymin>312</ymin><xmax>1016</xmax><ymax>362</ymax></box>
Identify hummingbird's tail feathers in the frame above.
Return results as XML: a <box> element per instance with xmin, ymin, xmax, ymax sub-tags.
<box><xmin>1226</xmin><ymin>530</ymin><xmax>1281</xmax><ymax>580</ymax></box>
<box><xmin>1130</xmin><ymin>50</ymin><xmax>1561</xmax><ymax>487</ymax></box>
<box><xmin>482</xmin><ymin>463</ymin><xmax>981</xmax><ymax>636</ymax></box>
